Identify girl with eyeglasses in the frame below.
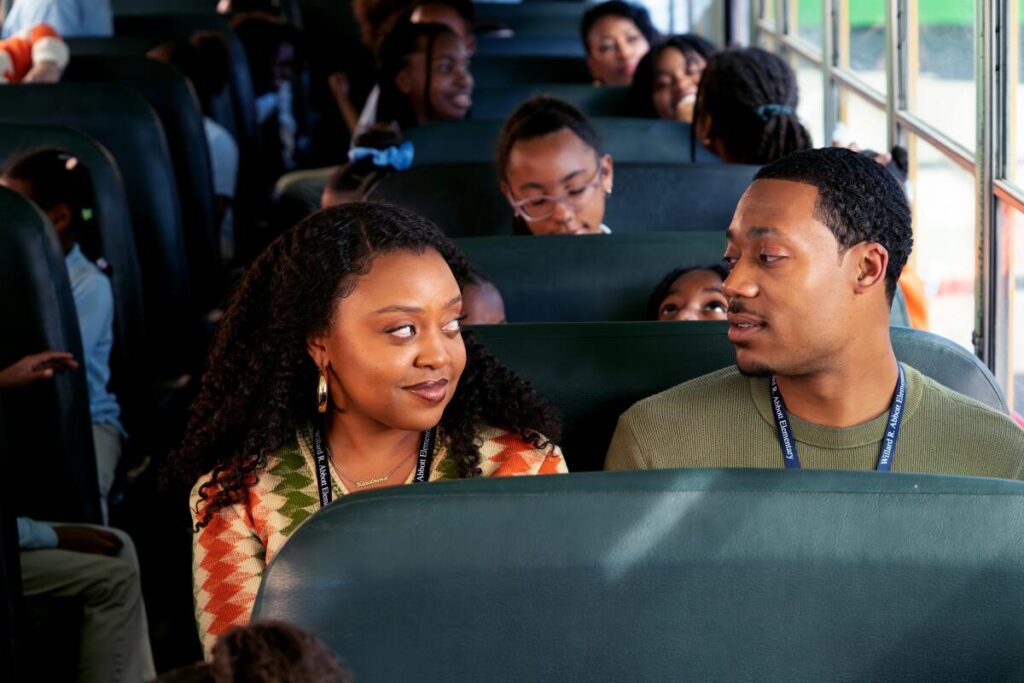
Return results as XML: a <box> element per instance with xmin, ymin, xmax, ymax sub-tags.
<box><xmin>497</xmin><ymin>96</ymin><xmax>615</xmax><ymax>236</ymax></box>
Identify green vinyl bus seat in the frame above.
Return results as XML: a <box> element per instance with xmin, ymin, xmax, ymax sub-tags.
<box><xmin>472</xmin><ymin>84</ymin><xmax>631</xmax><ymax>119</ymax></box>
<box><xmin>64</xmin><ymin>54</ymin><xmax>221</xmax><ymax>306</ymax></box>
<box><xmin>0</xmin><ymin>84</ymin><xmax>195</xmax><ymax>377</ymax></box>
<box><xmin>475</xmin><ymin>33</ymin><xmax>585</xmax><ymax>57</ymax></box>
<box><xmin>469</xmin><ymin>323</ymin><xmax>1005</xmax><ymax>471</ymax></box>
<box><xmin>459</xmin><ymin>233</ymin><xmax>911</xmax><ymax>326</ymax></box>
<box><xmin>368</xmin><ymin>162</ymin><xmax>757</xmax><ymax>237</ymax></box>
<box><xmin>253</xmin><ymin>468</ymin><xmax>1024</xmax><ymax>681</ymax></box>
<box><xmin>405</xmin><ymin>118</ymin><xmax>719</xmax><ymax>165</ymax></box>
<box><xmin>0</xmin><ymin>188</ymin><xmax>100</xmax><ymax>523</ymax></box>
<box><xmin>471</xmin><ymin>54</ymin><xmax>591</xmax><ymax>86</ymax></box>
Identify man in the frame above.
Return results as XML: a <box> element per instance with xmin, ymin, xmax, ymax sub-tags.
<box><xmin>604</xmin><ymin>147</ymin><xmax>1024</xmax><ymax>477</ymax></box>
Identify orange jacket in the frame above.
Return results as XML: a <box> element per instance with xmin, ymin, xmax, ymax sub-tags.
<box><xmin>898</xmin><ymin>265</ymin><xmax>930</xmax><ymax>330</ymax></box>
<box><xmin>0</xmin><ymin>23</ymin><xmax>69</xmax><ymax>84</ymax></box>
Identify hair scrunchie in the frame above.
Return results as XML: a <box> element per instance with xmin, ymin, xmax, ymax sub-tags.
<box><xmin>755</xmin><ymin>103</ymin><xmax>795</xmax><ymax>122</ymax></box>
<box><xmin>348</xmin><ymin>141</ymin><xmax>414</xmax><ymax>171</ymax></box>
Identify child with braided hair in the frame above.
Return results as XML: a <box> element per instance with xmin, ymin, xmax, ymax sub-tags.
<box><xmin>693</xmin><ymin>47</ymin><xmax>813</xmax><ymax>164</ymax></box>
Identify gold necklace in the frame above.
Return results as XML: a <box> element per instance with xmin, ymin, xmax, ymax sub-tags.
<box><xmin>333</xmin><ymin>452</ymin><xmax>415</xmax><ymax>489</ymax></box>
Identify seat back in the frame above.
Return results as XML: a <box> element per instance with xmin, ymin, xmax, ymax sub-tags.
<box><xmin>254</xmin><ymin>468</ymin><xmax>1024</xmax><ymax>682</ymax></box>
<box><xmin>472</xmin><ymin>54</ymin><xmax>590</xmax><ymax>86</ymax></box>
<box><xmin>459</xmin><ymin>233</ymin><xmax>724</xmax><ymax>322</ymax></box>
<box><xmin>475</xmin><ymin>34</ymin><xmax>585</xmax><ymax>57</ymax></box>
<box><xmin>472</xmin><ymin>84</ymin><xmax>631</xmax><ymax>119</ymax></box>
<box><xmin>112</xmin><ymin>13</ymin><xmax>258</xmax><ymax>154</ymax></box>
<box><xmin>459</xmin><ymin>232</ymin><xmax>912</xmax><ymax>326</ymax></box>
<box><xmin>368</xmin><ymin>162</ymin><xmax>755</xmax><ymax>236</ymax></box>
<box><xmin>469</xmin><ymin>322</ymin><xmax>1005</xmax><ymax>471</ymax></box>
<box><xmin>476</xmin><ymin>1</ymin><xmax>586</xmax><ymax>35</ymax></box>
<box><xmin>0</xmin><ymin>124</ymin><xmax>144</xmax><ymax>368</ymax></box>
<box><xmin>0</xmin><ymin>84</ymin><xmax>193</xmax><ymax>376</ymax></box>
<box><xmin>0</xmin><ymin>188</ymin><xmax>100</xmax><ymax>523</ymax></box>
<box><xmin>406</xmin><ymin>118</ymin><xmax>718</xmax><ymax>165</ymax></box>
<box><xmin>64</xmin><ymin>54</ymin><xmax>221</xmax><ymax>305</ymax></box>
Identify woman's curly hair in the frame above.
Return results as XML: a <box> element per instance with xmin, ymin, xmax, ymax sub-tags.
<box><xmin>168</xmin><ymin>202</ymin><xmax>560</xmax><ymax>529</ymax></box>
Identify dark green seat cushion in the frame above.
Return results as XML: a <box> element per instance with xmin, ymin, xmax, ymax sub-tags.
<box><xmin>255</xmin><ymin>468</ymin><xmax>1024</xmax><ymax>682</ymax></box>
<box><xmin>458</xmin><ymin>233</ymin><xmax>911</xmax><ymax>325</ymax></box>
<box><xmin>369</xmin><ymin>162</ymin><xmax>757</xmax><ymax>237</ymax></box>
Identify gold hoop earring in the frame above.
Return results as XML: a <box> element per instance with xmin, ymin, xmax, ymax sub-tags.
<box><xmin>316</xmin><ymin>371</ymin><xmax>328</xmax><ymax>414</ymax></box>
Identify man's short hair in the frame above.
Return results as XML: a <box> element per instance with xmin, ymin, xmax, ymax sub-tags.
<box><xmin>754</xmin><ymin>147</ymin><xmax>912</xmax><ymax>302</ymax></box>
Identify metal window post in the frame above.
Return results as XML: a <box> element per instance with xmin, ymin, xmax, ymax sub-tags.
<box><xmin>976</xmin><ymin>0</ymin><xmax>1011</xmax><ymax>391</ymax></box>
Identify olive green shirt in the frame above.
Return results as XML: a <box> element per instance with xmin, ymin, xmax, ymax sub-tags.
<box><xmin>605</xmin><ymin>364</ymin><xmax>1024</xmax><ymax>479</ymax></box>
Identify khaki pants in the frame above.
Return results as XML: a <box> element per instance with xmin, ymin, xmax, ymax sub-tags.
<box><xmin>20</xmin><ymin>525</ymin><xmax>156</xmax><ymax>683</ymax></box>
<box><xmin>92</xmin><ymin>422</ymin><xmax>122</xmax><ymax>525</ymax></box>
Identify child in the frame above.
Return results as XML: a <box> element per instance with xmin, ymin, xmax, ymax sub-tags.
<box><xmin>1</xmin><ymin>149</ymin><xmax>124</xmax><ymax>523</ymax></box>
<box><xmin>648</xmin><ymin>264</ymin><xmax>729</xmax><ymax>321</ymax></box>
<box><xmin>375</xmin><ymin>19</ymin><xmax>473</xmax><ymax>131</ymax></box>
<box><xmin>321</xmin><ymin>123</ymin><xmax>411</xmax><ymax>208</ymax></box>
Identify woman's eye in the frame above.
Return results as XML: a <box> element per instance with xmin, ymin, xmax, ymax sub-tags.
<box><xmin>527</xmin><ymin>197</ymin><xmax>549</xmax><ymax>208</ymax></box>
<box><xmin>567</xmin><ymin>186</ymin><xmax>588</xmax><ymax>197</ymax></box>
<box><xmin>760</xmin><ymin>254</ymin><xmax>783</xmax><ymax>264</ymax></box>
<box><xmin>442</xmin><ymin>316</ymin><xmax>466</xmax><ymax>333</ymax></box>
<box><xmin>388</xmin><ymin>324</ymin><xmax>415</xmax><ymax>338</ymax></box>
<box><xmin>654</xmin><ymin>78</ymin><xmax>672</xmax><ymax>88</ymax></box>
<box><xmin>627</xmin><ymin>34</ymin><xmax>641</xmax><ymax>44</ymax></box>
<box><xmin>599</xmin><ymin>41</ymin><xmax>616</xmax><ymax>53</ymax></box>
<box><xmin>723</xmin><ymin>255</ymin><xmax>739</xmax><ymax>267</ymax></box>
<box><xmin>659</xmin><ymin>304</ymin><xmax>678</xmax><ymax>317</ymax></box>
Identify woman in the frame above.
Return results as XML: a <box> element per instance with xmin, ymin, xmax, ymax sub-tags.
<box><xmin>627</xmin><ymin>34</ymin><xmax>717</xmax><ymax>123</ymax></box>
<box><xmin>376</xmin><ymin>19</ymin><xmax>473</xmax><ymax>131</ymax></box>
<box><xmin>498</xmin><ymin>96</ymin><xmax>614</xmax><ymax>236</ymax></box>
<box><xmin>579</xmin><ymin>0</ymin><xmax>657</xmax><ymax>86</ymax></box>
<box><xmin>693</xmin><ymin>47</ymin><xmax>813</xmax><ymax>164</ymax></box>
<box><xmin>648</xmin><ymin>264</ymin><xmax>729</xmax><ymax>321</ymax></box>
<box><xmin>170</xmin><ymin>203</ymin><xmax>565</xmax><ymax>653</ymax></box>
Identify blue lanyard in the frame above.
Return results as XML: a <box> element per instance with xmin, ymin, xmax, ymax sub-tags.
<box><xmin>769</xmin><ymin>365</ymin><xmax>906</xmax><ymax>471</ymax></box>
<box><xmin>312</xmin><ymin>420</ymin><xmax>436</xmax><ymax>509</ymax></box>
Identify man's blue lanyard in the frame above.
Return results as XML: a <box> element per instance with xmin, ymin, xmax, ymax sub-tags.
<box><xmin>769</xmin><ymin>365</ymin><xmax>907</xmax><ymax>471</ymax></box>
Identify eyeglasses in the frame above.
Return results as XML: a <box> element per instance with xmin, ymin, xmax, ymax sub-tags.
<box><xmin>506</xmin><ymin>166</ymin><xmax>604</xmax><ymax>221</ymax></box>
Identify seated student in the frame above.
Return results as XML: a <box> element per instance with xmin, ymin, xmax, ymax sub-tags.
<box><xmin>340</xmin><ymin>0</ymin><xmax>476</xmax><ymax>135</ymax></box>
<box><xmin>463</xmin><ymin>268</ymin><xmax>506</xmax><ymax>324</ymax></box>
<box><xmin>375</xmin><ymin>19</ymin><xmax>473</xmax><ymax>132</ymax></box>
<box><xmin>693</xmin><ymin>47</ymin><xmax>813</xmax><ymax>164</ymax></box>
<box><xmin>0</xmin><ymin>352</ymin><xmax>155</xmax><ymax>683</ymax></box>
<box><xmin>498</xmin><ymin>96</ymin><xmax>614</xmax><ymax>236</ymax></box>
<box><xmin>170</xmin><ymin>203</ymin><xmax>567</xmax><ymax>652</ymax></box>
<box><xmin>0</xmin><ymin>22</ymin><xmax>68</xmax><ymax>83</ymax></box>
<box><xmin>605</xmin><ymin>148</ymin><xmax>1024</xmax><ymax>476</ymax></box>
<box><xmin>627</xmin><ymin>34</ymin><xmax>717</xmax><ymax>124</ymax></box>
<box><xmin>156</xmin><ymin>621</ymin><xmax>350</xmax><ymax>683</ymax></box>
<box><xmin>648</xmin><ymin>264</ymin><xmax>729</xmax><ymax>321</ymax></box>
<box><xmin>231</xmin><ymin>13</ymin><xmax>302</xmax><ymax>174</ymax></box>
<box><xmin>1</xmin><ymin>150</ymin><xmax>125</xmax><ymax>523</ymax></box>
<box><xmin>320</xmin><ymin>123</ymin><xmax>411</xmax><ymax>208</ymax></box>
<box><xmin>148</xmin><ymin>35</ymin><xmax>240</xmax><ymax>261</ymax></box>
<box><xmin>1</xmin><ymin>0</ymin><xmax>112</xmax><ymax>38</ymax></box>
<box><xmin>580</xmin><ymin>0</ymin><xmax>657</xmax><ymax>87</ymax></box>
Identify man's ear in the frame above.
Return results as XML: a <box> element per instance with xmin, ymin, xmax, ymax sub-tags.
<box><xmin>852</xmin><ymin>242</ymin><xmax>890</xmax><ymax>296</ymax></box>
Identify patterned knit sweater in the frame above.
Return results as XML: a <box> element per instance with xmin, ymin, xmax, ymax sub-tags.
<box><xmin>190</xmin><ymin>423</ymin><xmax>567</xmax><ymax>653</ymax></box>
